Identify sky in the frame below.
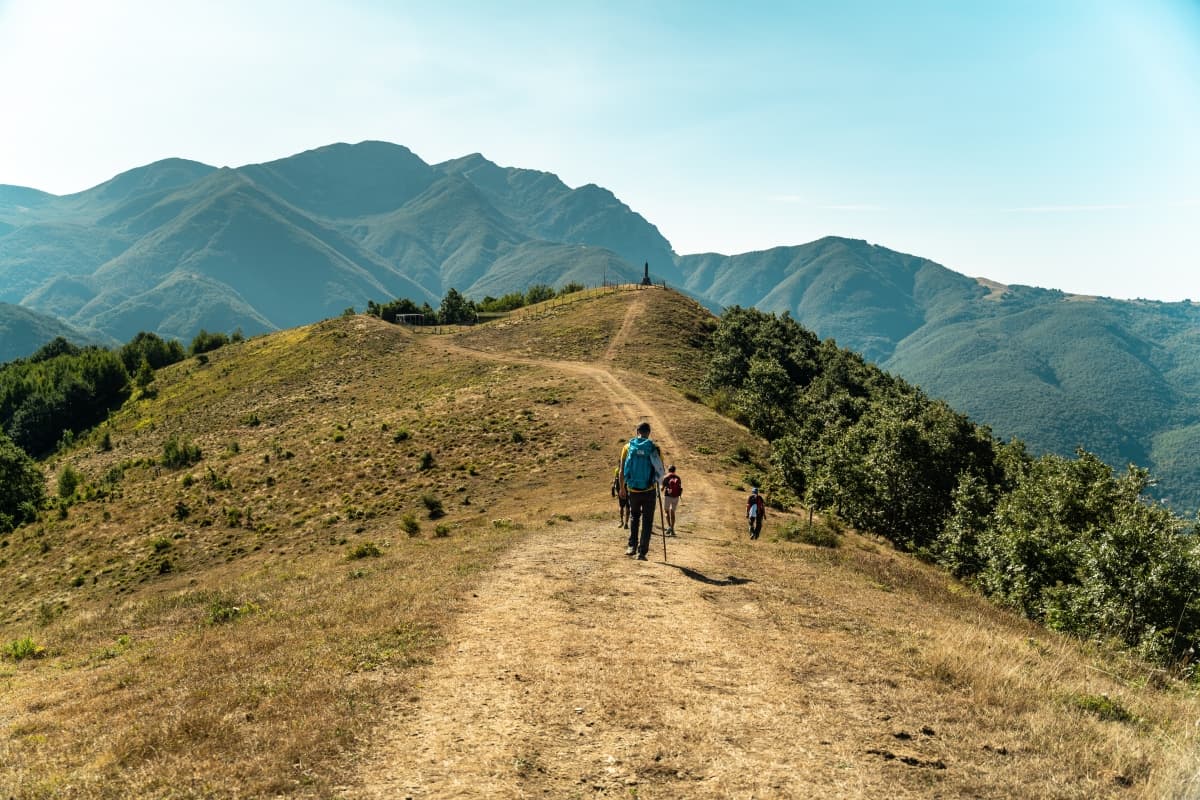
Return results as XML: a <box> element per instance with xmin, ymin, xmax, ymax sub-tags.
<box><xmin>1</xmin><ymin>0</ymin><xmax>1198</xmax><ymax>301</ymax></box>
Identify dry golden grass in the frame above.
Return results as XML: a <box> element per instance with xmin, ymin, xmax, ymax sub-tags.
<box><xmin>1</xmin><ymin>289</ymin><xmax>1199</xmax><ymax>799</ymax></box>
<box><xmin>0</xmin><ymin>313</ymin><xmax>623</xmax><ymax>797</ymax></box>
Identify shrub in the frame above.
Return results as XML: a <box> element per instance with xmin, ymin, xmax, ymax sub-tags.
<box><xmin>206</xmin><ymin>467</ymin><xmax>232</xmax><ymax>490</ymax></box>
<box><xmin>418</xmin><ymin>451</ymin><xmax>435</xmax><ymax>471</ymax></box>
<box><xmin>422</xmin><ymin>493</ymin><xmax>445</xmax><ymax>519</ymax></box>
<box><xmin>3</xmin><ymin>637</ymin><xmax>45</xmax><ymax>661</ymax></box>
<box><xmin>348</xmin><ymin>541</ymin><xmax>382</xmax><ymax>559</ymax></box>
<box><xmin>434</xmin><ymin>524</ymin><xmax>451</xmax><ymax>538</ymax></box>
<box><xmin>401</xmin><ymin>514</ymin><xmax>421</xmax><ymax>536</ymax></box>
<box><xmin>162</xmin><ymin>437</ymin><xmax>202</xmax><ymax>469</ymax></box>
<box><xmin>392</xmin><ymin>428</ymin><xmax>411</xmax><ymax>443</ymax></box>
<box><xmin>780</xmin><ymin>519</ymin><xmax>840</xmax><ymax>548</ymax></box>
<box><xmin>57</xmin><ymin>465</ymin><xmax>83</xmax><ymax>500</ymax></box>
<box><xmin>205</xmin><ymin>597</ymin><xmax>258</xmax><ymax>625</ymax></box>
<box><xmin>189</xmin><ymin>329</ymin><xmax>230</xmax><ymax>356</ymax></box>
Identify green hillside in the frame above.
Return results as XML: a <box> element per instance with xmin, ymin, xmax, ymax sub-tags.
<box><xmin>681</xmin><ymin>239</ymin><xmax>1200</xmax><ymax>511</ymax></box>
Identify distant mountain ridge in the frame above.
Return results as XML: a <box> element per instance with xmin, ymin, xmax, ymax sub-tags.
<box><xmin>1</xmin><ymin>140</ymin><xmax>1198</xmax><ymax>509</ymax></box>
<box><xmin>0</xmin><ymin>142</ymin><xmax>675</xmax><ymax>344</ymax></box>
<box><xmin>0</xmin><ymin>302</ymin><xmax>116</xmax><ymax>362</ymax></box>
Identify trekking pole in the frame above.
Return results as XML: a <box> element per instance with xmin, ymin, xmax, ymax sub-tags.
<box><xmin>656</xmin><ymin>482</ymin><xmax>667</xmax><ymax>562</ymax></box>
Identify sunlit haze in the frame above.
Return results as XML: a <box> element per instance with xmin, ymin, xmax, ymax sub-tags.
<box><xmin>1</xmin><ymin>0</ymin><xmax>1197</xmax><ymax>300</ymax></box>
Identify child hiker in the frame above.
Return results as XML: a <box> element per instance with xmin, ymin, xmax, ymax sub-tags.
<box><xmin>661</xmin><ymin>465</ymin><xmax>682</xmax><ymax>536</ymax></box>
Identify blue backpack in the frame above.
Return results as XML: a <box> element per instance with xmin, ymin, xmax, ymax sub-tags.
<box><xmin>623</xmin><ymin>437</ymin><xmax>655</xmax><ymax>491</ymax></box>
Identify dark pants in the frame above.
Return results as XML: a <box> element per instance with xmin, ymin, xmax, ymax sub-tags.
<box><xmin>628</xmin><ymin>490</ymin><xmax>657</xmax><ymax>555</ymax></box>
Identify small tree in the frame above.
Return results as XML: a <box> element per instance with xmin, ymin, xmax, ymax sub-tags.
<box><xmin>438</xmin><ymin>288</ymin><xmax>476</xmax><ymax>325</ymax></box>
<box><xmin>57</xmin><ymin>464</ymin><xmax>82</xmax><ymax>500</ymax></box>
<box><xmin>134</xmin><ymin>356</ymin><xmax>155</xmax><ymax>392</ymax></box>
<box><xmin>524</xmin><ymin>284</ymin><xmax>555</xmax><ymax>305</ymax></box>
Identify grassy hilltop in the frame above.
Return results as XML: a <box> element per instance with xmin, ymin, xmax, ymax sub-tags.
<box><xmin>2</xmin><ymin>288</ymin><xmax>1200</xmax><ymax>798</ymax></box>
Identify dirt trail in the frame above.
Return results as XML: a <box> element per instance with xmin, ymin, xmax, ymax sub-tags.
<box><xmin>349</xmin><ymin>300</ymin><xmax>825</xmax><ymax>798</ymax></box>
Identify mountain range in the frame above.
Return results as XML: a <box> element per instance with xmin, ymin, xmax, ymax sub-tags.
<box><xmin>2</xmin><ymin>141</ymin><xmax>1198</xmax><ymax>509</ymax></box>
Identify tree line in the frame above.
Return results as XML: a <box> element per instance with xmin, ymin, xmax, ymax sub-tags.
<box><xmin>365</xmin><ymin>283</ymin><xmax>586</xmax><ymax>325</ymax></box>
<box><xmin>706</xmin><ymin>306</ymin><xmax>1200</xmax><ymax>669</ymax></box>
<box><xmin>0</xmin><ymin>329</ymin><xmax>243</xmax><ymax>532</ymax></box>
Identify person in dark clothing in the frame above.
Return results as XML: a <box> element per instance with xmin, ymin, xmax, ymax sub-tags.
<box><xmin>611</xmin><ymin>467</ymin><xmax>630</xmax><ymax>528</ymax></box>
<box><xmin>746</xmin><ymin>487</ymin><xmax>765</xmax><ymax>539</ymax></box>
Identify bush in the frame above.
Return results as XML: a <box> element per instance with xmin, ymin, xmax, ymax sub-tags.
<box><xmin>422</xmin><ymin>493</ymin><xmax>445</xmax><ymax>519</ymax></box>
<box><xmin>434</xmin><ymin>524</ymin><xmax>451</xmax><ymax>538</ymax></box>
<box><xmin>205</xmin><ymin>597</ymin><xmax>258</xmax><ymax>625</ymax></box>
<box><xmin>189</xmin><ymin>329</ymin><xmax>230</xmax><ymax>356</ymax></box>
<box><xmin>401</xmin><ymin>514</ymin><xmax>421</xmax><ymax>536</ymax></box>
<box><xmin>57</xmin><ymin>465</ymin><xmax>83</xmax><ymax>500</ymax></box>
<box><xmin>162</xmin><ymin>436</ymin><xmax>202</xmax><ymax>469</ymax></box>
<box><xmin>525</xmin><ymin>284</ymin><xmax>555</xmax><ymax>305</ymax></box>
<box><xmin>2</xmin><ymin>636</ymin><xmax>45</xmax><ymax>661</ymax></box>
<box><xmin>418</xmin><ymin>451</ymin><xmax>435</xmax><ymax>471</ymax></box>
<box><xmin>348</xmin><ymin>541</ymin><xmax>382</xmax><ymax>559</ymax></box>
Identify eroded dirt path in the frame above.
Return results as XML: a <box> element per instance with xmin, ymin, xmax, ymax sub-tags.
<box><xmin>348</xmin><ymin>301</ymin><xmax>833</xmax><ymax>798</ymax></box>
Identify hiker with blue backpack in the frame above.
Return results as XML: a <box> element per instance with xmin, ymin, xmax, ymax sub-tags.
<box><xmin>618</xmin><ymin>421</ymin><xmax>666</xmax><ymax>561</ymax></box>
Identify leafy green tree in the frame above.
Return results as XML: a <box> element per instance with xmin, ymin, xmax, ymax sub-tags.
<box><xmin>189</xmin><ymin>329</ymin><xmax>231</xmax><ymax>356</ymax></box>
<box><xmin>119</xmin><ymin>331</ymin><xmax>185</xmax><ymax>373</ymax></box>
<box><xmin>975</xmin><ymin>450</ymin><xmax>1124</xmax><ymax>618</ymax></box>
<box><xmin>30</xmin><ymin>336</ymin><xmax>81</xmax><ymax>363</ymax></box>
<box><xmin>0</xmin><ymin>429</ymin><xmax>44</xmax><ymax>531</ymax></box>
<box><xmin>438</xmin><ymin>288</ymin><xmax>477</xmax><ymax>325</ymax></box>
<box><xmin>735</xmin><ymin>356</ymin><xmax>794</xmax><ymax>440</ymax></box>
<box><xmin>134</xmin><ymin>357</ymin><xmax>155</xmax><ymax>392</ymax></box>
<box><xmin>57</xmin><ymin>464</ymin><xmax>82</xmax><ymax>499</ymax></box>
<box><xmin>524</xmin><ymin>284</ymin><xmax>555</xmax><ymax>305</ymax></box>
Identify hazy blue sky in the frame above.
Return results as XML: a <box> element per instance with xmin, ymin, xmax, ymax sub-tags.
<box><xmin>1</xmin><ymin>0</ymin><xmax>1197</xmax><ymax>300</ymax></box>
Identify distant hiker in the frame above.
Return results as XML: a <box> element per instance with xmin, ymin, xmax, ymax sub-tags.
<box><xmin>611</xmin><ymin>466</ymin><xmax>630</xmax><ymax>528</ymax></box>
<box><xmin>661</xmin><ymin>465</ymin><xmax>682</xmax><ymax>536</ymax></box>
<box><xmin>747</xmin><ymin>487</ymin><xmax>765</xmax><ymax>540</ymax></box>
<box><xmin>619</xmin><ymin>421</ymin><xmax>665</xmax><ymax>560</ymax></box>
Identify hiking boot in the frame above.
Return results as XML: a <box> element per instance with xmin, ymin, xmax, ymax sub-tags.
<box><xmin>667</xmin><ymin>528</ymin><xmax>676</xmax><ymax>537</ymax></box>
<box><xmin>636</xmin><ymin>553</ymin><xmax>648</xmax><ymax>561</ymax></box>
<box><xmin>625</xmin><ymin>546</ymin><xmax>635</xmax><ymax>556</ymax></box>
<box><xmin>617</xmin><ymin>520</ymin><xmax>624</xmax><ymax>528</ymax></box>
